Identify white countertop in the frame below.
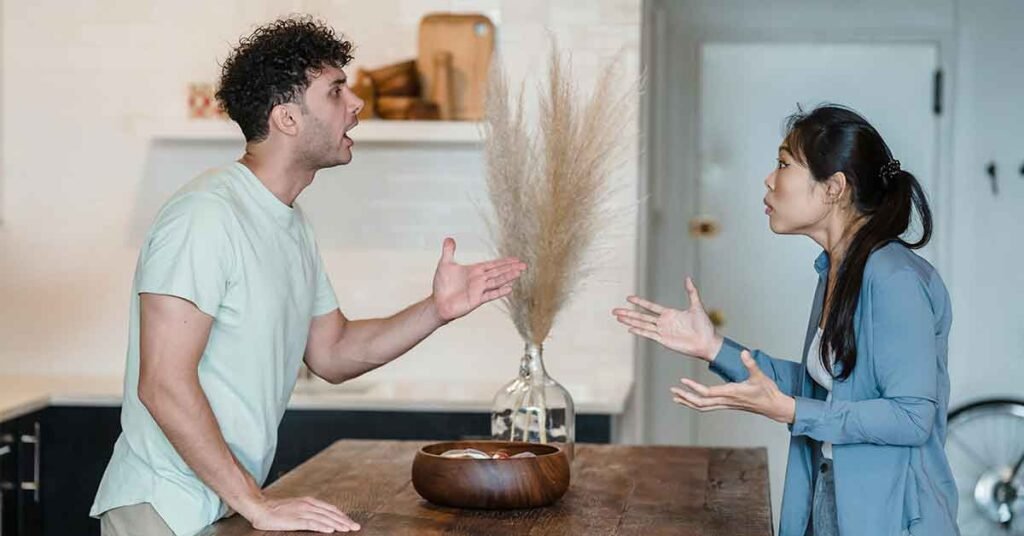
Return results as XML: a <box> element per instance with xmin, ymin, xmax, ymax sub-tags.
<box><xmin>0</xmin><ymin>374</ymin><xmax>633</xmax><ymax>422</ymax></box>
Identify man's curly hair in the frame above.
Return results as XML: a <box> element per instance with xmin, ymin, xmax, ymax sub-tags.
<box><xmin>216</xmin><ymin>16</ymin><xmax>354</xmax><ymax>142</ymax></box>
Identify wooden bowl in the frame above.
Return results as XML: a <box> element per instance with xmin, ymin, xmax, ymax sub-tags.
<box><xmin>412</xmin><ymin>441</ymin><xmax>570</xmax><ymax>509</ymax></box>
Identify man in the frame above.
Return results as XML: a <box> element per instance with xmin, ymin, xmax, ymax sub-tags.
<box><xmin>90</xmin><ymin>17</ymin><xmax>526</xmax><ymax>535</ymax></box>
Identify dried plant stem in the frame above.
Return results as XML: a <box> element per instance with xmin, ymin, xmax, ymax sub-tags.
<box><xmin>486</xmin><ymin>43</ymin><xmax>630</xmax><ymax>445</ymax></box>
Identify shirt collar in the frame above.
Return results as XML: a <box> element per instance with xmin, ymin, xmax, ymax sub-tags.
<box><xmin>814</xmin><ymin>250</ymin><xmax>830</xmax><ymax>276</ymax></box>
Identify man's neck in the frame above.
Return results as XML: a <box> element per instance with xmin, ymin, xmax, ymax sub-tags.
<box><xmin>238</xmin><ymin>148</ymin><xmax>315</xmax><ymax>207</ymax></box>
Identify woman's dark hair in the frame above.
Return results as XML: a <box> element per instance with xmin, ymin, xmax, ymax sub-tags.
<box><xmin>784</xmin><ymin>104</ymin><xmax>932</xmax><ymax>380</ymax></box>
<box><xmin>216</xmin><ymin>16</ymin><xmax>354</xmax><ymax>142</ymax></box>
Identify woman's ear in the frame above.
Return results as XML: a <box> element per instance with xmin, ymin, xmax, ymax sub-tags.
<box><xmin>825</xmin><ymin>171</ymin><xmax>848</xmax><ymax>204</ymax></box>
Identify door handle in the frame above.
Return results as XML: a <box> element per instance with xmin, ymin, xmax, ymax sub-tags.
<box><xmin>0</xmin><ymin>433</ymin><xmax>13</xmax><ymax>491</ymax></box>
<box><xmin>20</xmin><ymin>423</ymin><xmax>40</xmax><ymax>502</ymax></box>
<box><xmin>689</xmin><ymin>217</ymin><xmax>720</xmax><ymax>238</ymax></box>
<box><xmin>708</xmin><ymin>309</ymin><xmax>725</xmax><ymax>328</ymax></box>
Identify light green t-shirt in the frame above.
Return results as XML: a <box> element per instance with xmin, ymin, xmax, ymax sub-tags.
<box><xmin>90</xmin><ymin>162</ymin><xmax>339</xmax><ymax>535</ymax></box>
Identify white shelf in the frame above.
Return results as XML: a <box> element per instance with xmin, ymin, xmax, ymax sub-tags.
<box><xmin>146</xmin><ymin>119</ymin><xmax>484</xmax><ymax>144</ymax></box>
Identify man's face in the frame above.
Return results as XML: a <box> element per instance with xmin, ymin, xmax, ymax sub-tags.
<box><xmin>296</xmin><ymin>65</ymin><xmax>364</xmax><ymax>168</ymax></box>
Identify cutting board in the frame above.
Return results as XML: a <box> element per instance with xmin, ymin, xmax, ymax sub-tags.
<box><xmin>417</xmin><ymin>13</ymin><xmax>495</xmax><ymax>121</ymax></box>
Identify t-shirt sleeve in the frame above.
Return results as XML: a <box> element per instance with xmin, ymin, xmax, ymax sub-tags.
<box><xmin>312</xmin><ymin>250</ymin><xmax>339</xmax><ymax>317</ymax></box>
<box><xmin>136</xmin><ymin>193</ymin><xmax>237</xmax><ymax>317</ymax></box>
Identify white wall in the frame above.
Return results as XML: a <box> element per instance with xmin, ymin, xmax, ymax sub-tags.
<box><xmin>946</xmin><ymin>0</ymin><xmax>1024</xmax><ymax>406</ymax></box>
<box><xmin>0</xmin><ymin>1</ymin><xmax>641</xmax><ymax>396</ymax></box>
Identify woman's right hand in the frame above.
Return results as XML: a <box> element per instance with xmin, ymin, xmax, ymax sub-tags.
<box><xmin>612</xmin><ymin>277</ymin><xmax>723</xmax><ymax>362</ymax></box>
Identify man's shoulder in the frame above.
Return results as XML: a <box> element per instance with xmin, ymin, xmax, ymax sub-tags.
<box><xmin>158</xmin><ymin>166</ymin><xmax>242</xmax><ymax>224</ymax></box>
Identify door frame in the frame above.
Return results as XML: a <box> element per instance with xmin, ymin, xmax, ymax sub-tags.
<box><xmin>635</xmin><ymin>0</ymin><xmax>957</xmax><ymax>445</ymax></box>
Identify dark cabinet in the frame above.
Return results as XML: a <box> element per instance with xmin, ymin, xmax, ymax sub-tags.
<box><xmin>0</xmin><ymin>419</ymin><xmax>17</xmax><ymax>536</ymax></box>
<box><xmin>0</xmin><ymin>412</ymin><xmax>46</xmax><ymax>536</ymax></box>
<box><xmin>0</xmin><ymin>408</ymin><xmax>122</xmax><ymax>536</ymax></box>
<box><xmin>36</xmin><ymin>408</ymin><xmax>123</xmax><ymax>536</ymax></box>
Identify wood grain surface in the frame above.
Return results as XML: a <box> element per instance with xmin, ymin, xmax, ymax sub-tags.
<box><xmin>201</xmin><ymin>440</ymin><xmax>772</xmax><ymax>536</ymax></box>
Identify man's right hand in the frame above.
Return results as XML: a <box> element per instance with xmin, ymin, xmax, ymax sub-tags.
<box><xmin>243</xmin><ymin>495</ymin><xmax>361</xmax><ymax>533</ymax></box>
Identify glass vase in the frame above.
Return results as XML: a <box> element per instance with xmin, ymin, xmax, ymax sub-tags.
<box><xmin>490</xmin><ymin>342</ymin><xmax>575</xmax><ymax>460</ymax></box>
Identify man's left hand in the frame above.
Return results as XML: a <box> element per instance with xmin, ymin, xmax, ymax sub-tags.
<box><xmin>430</xmin><ymin>238</ymin><xmax>527</xmax><ymax>323</ymax></box>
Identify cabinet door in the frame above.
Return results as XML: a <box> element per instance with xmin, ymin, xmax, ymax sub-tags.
<box><xmin>38</xmin><ymin>407</ymin><xmax>122</xmax><ymax>536</ymax></box>
<box><xmin>0</xmin><ymin>420</ymin><xmax>17</xmax><ymax>536</ymax></box>
<box><xmin>16</xmin><ymin>416</ymin><xmax>42</xmax><ymax>536</ymax></box>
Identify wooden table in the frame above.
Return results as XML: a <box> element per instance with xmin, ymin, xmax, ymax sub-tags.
<box><xmin>203</xmin><ymin>440</ymin><xmax>772</xmax><ymax>536</ymax></box>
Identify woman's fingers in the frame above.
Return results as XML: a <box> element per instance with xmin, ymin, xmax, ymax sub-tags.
<box><xmin>616</xmin><ymin>314</ymin><xmax>657</xmax><ymax>332</ymax></box>
<box><xmin>672</xmin><ymin>392</ymin><xmax>729</xmax><ymax>412</ymax></box>
<box><xmin>685</xmin><ymin>277</ymin><xmax>706</xmax><ymax>312</ymax></box>
<box><xmin>626</xmin><ymin>295</ymin><xmax>666</xmax><ymax>314</ymax></box>
<box><xmin>739</xmin><ymin>350</ymin><xmax>765</xmax><ymax>378</ymax></box>
<box><xmin>671</xmin><ymin>386</ymin><xmax>729</xmax><ymax>407</ymax></box>
<box><xmin>678</xmin><ymin>378</ymin><xmax>712</xmax><ymax>396</ymax></box>
<box><xmin>613</xmin><ymin>309</ymin><xmax>659</xmax><ymax>325</ymax></box>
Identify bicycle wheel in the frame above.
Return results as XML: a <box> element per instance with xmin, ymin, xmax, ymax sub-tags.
<box><xmin>947</xmin><ymin>399</ymin><xmax>1024</xmax><ymax>535</ymax></box>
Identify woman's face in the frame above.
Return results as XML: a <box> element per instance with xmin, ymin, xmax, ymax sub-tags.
<box><xmin>763</xmin><ymin>144</ymin><xmax>833</xmax><ymax>236</ymax></box>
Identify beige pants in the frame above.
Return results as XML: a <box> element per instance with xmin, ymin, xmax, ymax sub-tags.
<box><xmin>100</xmin><ymin>503</ymin><xmax>175</xmax><ymax>536</ymax></box>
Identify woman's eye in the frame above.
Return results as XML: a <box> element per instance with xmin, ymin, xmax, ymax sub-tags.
<box><xmin>776</xmin><ymin>159</ymin><xmax>788</xmax><ymax>169</ymax></box>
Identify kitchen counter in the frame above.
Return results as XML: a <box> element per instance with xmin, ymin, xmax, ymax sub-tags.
<box><xmin>0</xmin><ymin>375</ymin><xmax>633</xmax><ymax>422</ymax></box>
<box><xmin>202</xmin><ymin>440</ymin><xmax>773</xmax><ymax>535</ymax></box>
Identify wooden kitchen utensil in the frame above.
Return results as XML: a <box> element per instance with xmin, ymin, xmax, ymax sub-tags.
<box><xmin>366</xmin><ymin>59</ymin><xmax>421</xmax><ymax>97</ymax></box>
<box><xmin>351</xmin><ymin>69</ymin><xmax>377</xmax><ymax>120</ymax></box>
<box><xmin>417</xmin><ymin>13</ymin><xmax>495</xmax><ymax>121</ymax></box>
<box><xmin>432</xmin><ymin>51</ymin><xmax>455</xmax><ymax>120</ymax></box>
<box><xmin>412</xmin><ymin>440</ymin><xmax>570</xmax><ymax>509</ymax></box>
<box><xmin>376</xmin><ymin>97</ymin><xmax>440</xmax><ymax>120</ymax></box>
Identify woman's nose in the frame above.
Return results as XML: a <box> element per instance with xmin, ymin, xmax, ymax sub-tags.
<box><xmin>764</xmin><ymin>171</ymin><xmax>775</xmax><ymax>192</ymax></box>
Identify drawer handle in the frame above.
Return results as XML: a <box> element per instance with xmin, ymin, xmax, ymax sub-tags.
<box><xmin>20</xmin><ymin>423</ymin><xmax>40</xmax><ymax>502</ymax></box>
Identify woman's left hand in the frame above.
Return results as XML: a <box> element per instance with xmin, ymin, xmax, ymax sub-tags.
<box><xmin>672</xmin><ymin>350</ymin><xmax>797</xmax><ymax>424</ymax></box>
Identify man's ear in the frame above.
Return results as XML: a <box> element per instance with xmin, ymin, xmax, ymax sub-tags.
<box><xmin>268</xmin><ymin>103</ymin><xmax>301</xmax><ymax>137</ymax></box>
<box><xmin>825</xmin><ymin>171</ymin><xmax>848</xmax><ymax>204</ymax></box>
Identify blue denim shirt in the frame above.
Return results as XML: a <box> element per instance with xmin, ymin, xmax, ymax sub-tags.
<box><xmin>710</xmin><ymin>242</ymin><xmax>959</xmax><ymax>536</ymax></box>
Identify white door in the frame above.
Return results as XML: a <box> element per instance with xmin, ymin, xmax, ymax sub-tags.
<box><xmin>694</xmin><ymin>42</ymin><xmax>940</xmax><ymax>519</ymax></box>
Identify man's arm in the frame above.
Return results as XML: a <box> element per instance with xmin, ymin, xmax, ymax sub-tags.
<box><xmin>304</xmin><ymin>238</ymin><xmax>526</xmax><ymax>383</ymax></box>
<box><xmin>303</xmin><ymin>299</ymin><xmax>446</xmax><ymax>383</ymax></box>
<box><xmin>137</xmin><ymin>293</ymin><xmax>359</xmax><ymax>533</ymax></box>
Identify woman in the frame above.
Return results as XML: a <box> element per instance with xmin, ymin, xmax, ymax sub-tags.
<box><xmin>614</xmin><ymin>105</ymin><xmax>959</xmax><ymax>535</ymax></box>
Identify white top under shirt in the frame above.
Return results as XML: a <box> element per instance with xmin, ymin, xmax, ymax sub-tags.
<box><xmin>806</xmin><ymin>327</ymin><xmax>834</xmax><ymax>459</ymax></box>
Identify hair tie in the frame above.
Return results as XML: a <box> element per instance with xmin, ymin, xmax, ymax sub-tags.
<box><xmin>880</xmin><ymin>159</ymin><xmax>901</xmax><ymax>187</ymax></box>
